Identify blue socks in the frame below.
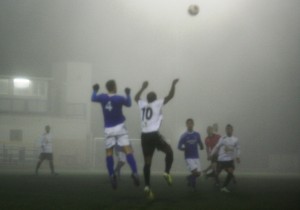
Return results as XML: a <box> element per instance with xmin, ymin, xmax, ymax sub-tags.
<box><xmin>106</xmin><ymin>156</ymin><xmax>114</xmax><ymax>176</ymax></box>
<box><xmin>126</xmin><ymin>153</ymin><xmax>138</xmax><ymax>174</ymax></box>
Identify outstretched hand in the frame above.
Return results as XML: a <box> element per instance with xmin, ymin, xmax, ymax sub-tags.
<box><xmin>142</xmin><ymin>81</ymin><xmax>148</xmax><ymax>89</ymax></box>
<box><xmin>125</xmin><ymin>87</ymin><xmax>131</xmax><ymax>95</ymax></box>
<box><xmin>172</xmin><ymin>78</ymin><xmax>179</xmax><ymax>86</ymax></box>
<box><xmin>93</xmin><ymin>84</ymin><xmax>99</xmax><ymax>92</ymax></box>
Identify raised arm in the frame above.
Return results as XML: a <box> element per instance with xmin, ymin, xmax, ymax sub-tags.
<box><xmin>134</xmin><ymin>81</ymin><xmax>148</xmax><ymax>103</ymax></box>
<box><xmin>91</xmin><ymin>84</ymin><xmax>100</xmax><ymax>102</ymax></box>
<box><xmin>164</xmin><ymin>79</ymin><xmax>179</xmax><ymax>105</ymax></box>
<box><xmin>124</xmin><ymin>87</ymin><xmax>132</xmax><ymax>107</ymax></box>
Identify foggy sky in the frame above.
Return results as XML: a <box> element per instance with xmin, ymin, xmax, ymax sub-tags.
<box><xmin>0</xmin><ymin>0</ymin><xmax>299</xmax><ymax>172</ymax></box>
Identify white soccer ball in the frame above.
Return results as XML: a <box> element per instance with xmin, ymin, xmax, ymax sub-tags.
<box><xmin>188</xmin><ymin>4</ymin><xmax>199</xmax><ymax>16</ymax></box>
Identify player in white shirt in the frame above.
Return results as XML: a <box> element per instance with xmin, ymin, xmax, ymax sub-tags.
<box><xmin>35</xmin><ymin>125</ymin><xmax>57</xmax><ymax>176</ymax></box>
<box><xmin>135</xmin><ymin>79</ymin><xmax>179</xmax><ymax>200</ymax></box>
<box><xmin>210</xmin><ymin>124</ymin><xmax>240</xmax><ymax>193</ymax></box>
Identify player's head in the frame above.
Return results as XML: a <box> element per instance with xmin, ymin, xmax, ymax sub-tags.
<box><xmin>212</xmin><ymin>123</ymin><xmax>218</xmax><ymax>134</ymax></box>
<box><xmin>226</xmin><ymin>124</ymin><xmax>233</xmax><ymax>137</ymax></box>
<box><xmin>207</xmin><ymin>126</ymin><xmax>214</xmax><ymax>136</ymax></box>
<box><xmin>45</xmin><ymin>125</ymin><xmax>51</xmax><ymax>133</ymax></box>
<box><xmin>147</xmin><ymin>91</ymin><xmax>157</xmax><ymax>103</ymax></box>
<box><xmin>186</xmin><ymin>118</ymin><xmax>194</xmax><ymax>131</ymax></box>
<box><xmin>106</xmin><ymin>80</ymin><xmax>117</xmax><ymax>93</ymax></box>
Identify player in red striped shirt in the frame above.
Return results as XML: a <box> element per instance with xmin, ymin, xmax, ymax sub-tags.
<box><xmin>203</xmin><ymin>126</ymin><xmax>221</xmax><ymax>178</ymax></box>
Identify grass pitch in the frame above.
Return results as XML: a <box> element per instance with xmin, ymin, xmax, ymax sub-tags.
<box><xmin>0</xmin><ymin>172</ymin><xmax>299</xmax><ymax>210</ymax></box>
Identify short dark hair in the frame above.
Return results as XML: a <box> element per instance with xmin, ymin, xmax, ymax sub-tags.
<box><xmin>147</xmin><ymin>92</ymin><xmax>157</xmax><ymax>103</ymax></box>
<box><xmin>106</xmin><ymin>80</ymin><xmax>116</xmax><ymax>92</ymax></box>
<box><xmin>186</xmin><ymin>118</ymin><xmax>194</xmax><ymax>124</ymax></box>
<box><xmin>226</xmin><ymin>124</ymin><xmax>233</xmax><ymax>129</ymax></box>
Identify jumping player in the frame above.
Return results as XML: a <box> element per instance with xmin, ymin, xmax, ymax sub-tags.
<box><xmin>91</xmin><ymin>80</ymin><xmax>139</xmax><ymax>189</ymax></box>
<box><xmin>211</xmin><ymin>124</ymin><xmax>240</xmax><ymax>193</ymax></box>
<box><xmin>35</xmin><ymin>125</ymin><xmax>57</xmax><ymax>176</ymax></box>
<box><xmin>135</xmin><ymin>79</ymin><xmax>179</xmax><ymax>200</ymax></box>
<box><xmin>178</xmin><ymin>119</ymin><xmax>204</xmax><ymax>190</ymax></box>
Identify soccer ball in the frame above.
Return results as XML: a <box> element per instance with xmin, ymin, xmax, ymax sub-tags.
<box><xmin>188</xmin><ymin>4</ymin><xmax>199</xmax><ymax>16</ymax></box>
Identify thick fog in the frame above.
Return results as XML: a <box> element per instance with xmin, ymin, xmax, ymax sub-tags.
<box><xmin>0</xmin><ymin>0</ymin><xmax>299</xmax><ymax>174</ymax></box>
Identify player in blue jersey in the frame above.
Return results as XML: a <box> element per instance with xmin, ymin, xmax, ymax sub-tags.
<box><xmin>91</xmin><ymin>80</ymin><xmax>139</xmax><ymax>189</ymax></box>
<box><xmin>178</xmin><ymin>119</ymin><xmax>204</xmax><ymax>190</ymax></box>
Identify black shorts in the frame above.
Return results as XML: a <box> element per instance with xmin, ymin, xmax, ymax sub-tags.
<box><xmin>217</xmin><ymin>160</ymin><xmax>235</xmax><ymax>170</ymax></box>
<box><xmin>39</xmin><ymin>153</ymin><xmax>53</xmax><ymax>161</ymax></box>
<box><xmin>141</xmin><ymin>132</ymin><xmax>172</xmax><ymax>157</ymax></box>
<box><xmin>211</xmin><ymin>154</ymin><xmax>218</xmax><ymax>163</ymax></box>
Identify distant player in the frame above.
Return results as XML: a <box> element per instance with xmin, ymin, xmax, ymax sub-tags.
<box><xmin>135</xmin><ymin>79</ymin><xmax>179</xmax><ymax>200</ymax></box>
<box><xmin>211</xmin><ymin>124</ymin><xmax>240</xmax><ymax>193</ymax></box>
<box><xmin>203</xmin><ymin>126</ymin><xmax>221</xmax><ymax>178</ymax></box>
<box><xmin>91</xmin><ymin>80</ymin><xmax>139</xmax><ymax>189</ymax></box>
<box><xmin>178</xmin><ymin>119</ymin><xmax>204</xmax><ymax>190</ymax></box>
<box><xmin>35</xmin><ymin>125</ymin><xmax>57</xmax><ymax>176</ymax></box>
<box><xmin>212</xmin><ymin>123</ymin><xmax>219</xmax><ymax>134</ymax></box>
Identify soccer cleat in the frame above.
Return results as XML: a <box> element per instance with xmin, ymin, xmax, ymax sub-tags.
<box><xmin>144</xmin><ymin>186</ymin><xmax>154</xmax><ymax>200</ymax></box>
<box><xmin>221</xmin><ymin>187</ymin><xmax>230</xmax><ymax>193</ymax></box>
<box><xmin>163</xmin><ymin>173</ymin><xmax>173</xmax><ymax>186</ymax></box>
<box><xmin>110</xmin><ymin>174</ymin><xmax>117</xmax><ymax>190</ymax></box>
<box><xmin>131</xmin><ymin>173</ymin><xmax>140</xmax><ymax>187</ymax></box>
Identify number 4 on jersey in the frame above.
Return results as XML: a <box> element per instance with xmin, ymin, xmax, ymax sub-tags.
<box><xmin>105</xmin><ymin>101</ymin><xmax>113</xmax><ymax>111</ymax></box>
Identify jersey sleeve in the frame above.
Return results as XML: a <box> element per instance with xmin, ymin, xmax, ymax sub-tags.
<box><xmin>123</xmin><ymin>95</ymin><xmax>131</xmax><ymax>107</ymax></box>
<box><xmin>177</xmin><ymin>134</ymin><xmax>186</xmax><ymax>151</ymax></box>
<box><xmin>91</xmin><ymin>92</ymin><xmax>104</xmax><ymax>102</ymax></box>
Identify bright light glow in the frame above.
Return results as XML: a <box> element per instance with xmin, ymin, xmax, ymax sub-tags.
<box><xmin>13</xmin><ymin>78</ymin><xmax>31</xmax><ymax>89</ymax></box>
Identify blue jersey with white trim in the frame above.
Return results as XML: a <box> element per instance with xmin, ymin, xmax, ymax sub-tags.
<box><xmin>178</xmin><ymin>131</ymin><xmax>203</xmax><ymax>159</ymax></box>
<box><xmin>91</xmin><ymin>91</ymin><xmax>131</xmax><ymax>128</ymax></box>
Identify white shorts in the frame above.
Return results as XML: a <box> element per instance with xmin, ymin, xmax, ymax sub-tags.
<box><xmin>104</xmin><ymin>123</ymin><xmax>130</xmax><ymax>149</ymax></box>
<box><xmin>115</xmin><ymin>145</ymin><xmax>126</xmax><ymax>162</ymax></box>
<box><xmin>185</xmin><ymin>158</ymin><xmax>201</xmax><ymax>172</ymax></box>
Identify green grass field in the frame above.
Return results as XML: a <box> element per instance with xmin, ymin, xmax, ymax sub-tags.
<box><xmin>0</xmin><ymin>172</ymin><xmax>299</xmax><ymax>210</ymax></box>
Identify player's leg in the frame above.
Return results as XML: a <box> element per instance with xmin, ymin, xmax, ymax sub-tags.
<box><xmin>186</xmin><ymin>159</ymin><xmax>201</xmax><ymax>190</ymax></box>
<box><xmin>35</xmin><ymin>153</ymin><xmax>44</xmax><ymax>175</ymax></box>
<box><xmin>206</xmin><ymin>156</ymin><xmax>218</xmax><ymax>178</ymax></box>
<box><xmin>104</xmin><ymin>135</ymin><xmax>117</xmax><ymax>189</ymax></box>
<box><xmin>221</xmin><ymin>161</ymin><xmax>235</xmax><ymax>193</ymax></box>
<box><xmin>214</xmin><ymin>161</ymin><xmax>223</xmax><ymax>187</ymax></box>
<box><xmin>114</xmin><ymin>147</ymin><xmax>126</xmax><ymax>179</ymax></box>
<box><xmin>48</xmin><ymin>154</ymin><xmax>57</xmax><ymax>175</ymax></box>
<box><xmin>156</xmin><ymin>133</ymin><xmax>173</xmax><ymax>186</ymax></box>
<box><xmin>141</xmin><ymin>133</ymin><xmax>155</xmax><ymax>187</ymax></box>
<box><xmin>116</xmin><ymin>124</ymin><xmax>139</xmax><ymax>177</ymax></box>
<box><xmin>106</xmin><ymin>147</ymin><xmax>117</xmax><ymax>189</ymax></box>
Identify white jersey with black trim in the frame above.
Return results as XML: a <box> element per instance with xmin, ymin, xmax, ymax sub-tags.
<box><xmin>40</xmin><ymin>133</ymin><xmax>53</xmax><ymax>153</ymax></box>
<box><xmin>138</xmin><ymin>99</ymin><xmax>164</xmax><ymax>133</ymax></box>
<box><xmin>212</xmin><ymin>136</ymin><xmax>240</xmax><ymax>161</ymax></box>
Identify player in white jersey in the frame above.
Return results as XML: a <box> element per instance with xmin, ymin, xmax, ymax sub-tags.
<box><xmin>210</xmin><ymin>124</ymin><xmax>240</xmax><ymax>193</ymax></box>
<box><xmin>135</xmin><ymin>79</ymin><xmax>179</xmax><ymax>200</ymax></box>
<box><xmin>35</xmin><ymin>125</ymin><xmax>57</xmax><ymax>176</ymax></box>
